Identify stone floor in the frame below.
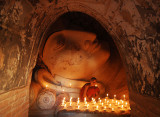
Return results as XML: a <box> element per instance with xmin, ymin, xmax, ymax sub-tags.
<box><xmin>29</xmin><ymin>109</ymin><xmax>55</xmax><ymax>117</ymax></box>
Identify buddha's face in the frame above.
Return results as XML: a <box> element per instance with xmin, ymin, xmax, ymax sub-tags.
<box><xmin>42</xmin><ymin>30</ymin><xmax>110</xmax><ymax>79</ymax></box>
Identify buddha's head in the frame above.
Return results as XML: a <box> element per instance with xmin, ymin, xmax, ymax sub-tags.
<box><xmin>42</xmin><ymin>30</ymin><xmax>110</xmax><ymax>79</ymax></box>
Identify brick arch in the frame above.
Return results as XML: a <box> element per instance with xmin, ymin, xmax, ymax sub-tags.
<box><xmin>29</xmin><ymin>0</ymin><xmax>131</xmax><ymax>99</ymax></box>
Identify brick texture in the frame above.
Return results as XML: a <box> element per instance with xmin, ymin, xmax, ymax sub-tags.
<box><xmin>0</xmin><ymin>86</ymin><xmax>29</xmax><ymax>117</ymax></box>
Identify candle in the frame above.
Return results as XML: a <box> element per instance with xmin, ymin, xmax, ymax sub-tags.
<box><xmin>115</xmin><ymin>100</ymin><xmax>118</xmax><ymax>106</ymax></box>
<box><xmin>105</xmin><ymin>99</ymin><xmax>107</xmax><ymax>103</ymax></box>
<box><xmin>64</xmin><ymin>104</ymin><xmax>66</xmax><ymax>109</ymax></box>
<box><xmin>70</xmin><ymin>83</ymin><xmax>72</xmax><ymax>87</ymax></box>
<box><xmin>121</xmin><ymin>105</ymin><xmax>125</xmax><ymax>111</ymax></box>
<box><xmin>77</xmin><ymin>105</ymin><xmax>80</xmax><ymax>110</ymax></box>
<box><xmin>125</xmin><ymin>102</ymin><xmax>128</xmax><ymax>107</ymax></box>
<box><xmin>102</xmin><ymin>102</ymin><xmax>104</xmax><ymax>106</ymax></box>
<box><xmin>121</xmin><ymin>100</ymin><xmax>124</xmax><ymax>104</ymax></box>
<box><xmin>62</xmin><ymin>100</ymin><xmax>64</xmax><ymax>104</ymax></box>
<box><xmin>77</xmin><ymin>100</ymin><xmax>80</xmax><ymax>105</ymax></box>
<box><xmin>70</xmin><ymin>102</ymin><xmax>72</xmax><ymax>106</ymax></box>
<box><xmin>60</xmin><ymin>95</ymin><xmax>131</xmax><ymax>113</ymax></box>
<box><xmin>106</xmin><ymin>94</ymin><xmax>109</xmax><ymax>98</ymax></box>
<box><xmin>85</xmin><ymin>101</ymin><xmax>87</xmax><ymax>105</ymax></box>
<box><xmin>96</xmin><ymin>105</ymin><xmax>99</xmax><ymax>110</ymax></box>
<box><xmin>100</xmin><ymin>100</ymin><xmax>102</xmax><ymax>103</ymax></box>
<box><xmin>87</xmin><ymin>104</ymin><xmax>89</xmax><ymax>109</ymax></box>
<box><xmin>114</xmin><ymin>95</ymin><xmax>116</xmax><ymax>99</ymax></box>
<box><xmin>46</xmin><ymin>85</ymin><xmax>48</xmax><ymax>88</ymax></box>
<box><xmin>109</xmin><ymin>104</ymin><xmax>112</xmax><ymax>108</ymax></box>
<box><xmin>70</xmin><ymin>97</ymin><xmax>72</xmax><ymax>102</ymax></box>
<box><xmin>112</xmin><ymin>99</ymin><xmax>114</xmax><ymax>103</ymax></box>
<box><xmin>112</xmin><ymin>108</ymin><xmax>114</xmax><ymax>112</ymax></box>
<box><xmin>107</xmin><ymin>100</ymin><xmax>109</xmax><ymax>105</ymax></box>
<box><xmin>118</xmin><ymin>102</ymin><xmax>120</xmax><ymax>107</ymax></box>
<box><xmin>123</xmin><ymin>95</ymin><xmax>125</xmax><ymax>100</ymax></box>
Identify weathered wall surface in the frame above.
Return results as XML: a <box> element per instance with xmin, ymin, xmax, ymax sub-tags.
<box><xmin>0</xmin><ymin>0</ymin><xmax>159</xmax><ymax>117</ymax></box>
<box><xmin>0</xmin><ymin>85</ymin><xmax>29</xmax><ymax>117</ymax></box>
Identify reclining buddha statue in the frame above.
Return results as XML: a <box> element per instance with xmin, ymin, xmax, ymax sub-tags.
<box><xmin>30</xmin><ymin>30</ymin><xmax>110</xmax><ymax>109</ymax></box>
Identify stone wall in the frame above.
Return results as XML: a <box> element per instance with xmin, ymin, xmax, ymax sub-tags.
<box><xmin>0</xmin><ymin>86</ymin><xmax>29</xmax><ymax>117</ymax></box>
<box><xmin>0</xmin><ymin>0</ymin><xmax>159</xmax><ymax>117</ymax></box>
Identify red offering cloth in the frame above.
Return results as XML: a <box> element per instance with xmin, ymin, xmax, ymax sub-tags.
<box><xmin>80</xmin><ymin>83</ymin><xmax>100</xmax><ymax>101</ymax></box>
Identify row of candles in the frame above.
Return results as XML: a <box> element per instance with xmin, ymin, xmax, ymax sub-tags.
<box><xmin>61</xmin><ymin>94</ymin><xmax>131</xmax><ymax>113</ymax></box>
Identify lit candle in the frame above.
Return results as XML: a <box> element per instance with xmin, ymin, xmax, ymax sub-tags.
<box><xmin>121</xmin><ymin>105</ymin><xmax>125</xmax><ymax>111</ymax></box>
<box><xmin>84</xmin><ymin>97</ymin><xmax>86</xmax><ymax>102</ymax></box>
<box><xmin>96</xmin><ymin>105</ymin><xmax>99</xmax><ymax>110</ymax></box>
<box><xmin>100</xmin><ymin>100</ymin><xmax>102</xmax><ymax>103</ymax></box>
<box><xmin>107</xmin><ymin>100</ymin><xmax>109</xmax><ymax>105</ymax></box>
<box><xmin>106</xmin><ymin>94</ymin><xmax>109</xmax><ymax>98</ymax></box>
<box><xmin>109</xmin><ymin>104</ymin><xmax>112</xmax><ymax>108</ymax></box>
<box><xmin>77</xmin><ymin>100</ymin><xmax>80</xmax><ymax>105</ymax></box>
<box><xmin>85</xmin><ymin>101</ymin><xmax>87</xmax><ymax>106</ymax></box>
<box><xmin>77</xmin><ymin>105</ymin><xmax>80</xmax><ymax>110</ymax></box>
<box><xmin>92</xmin><ymin>98</ymin><xmax>94</xmax><ymax>101</ymax></box>
<box><xmin>46</xmin><ymin>85</ymin><xmax>48</xmax><ymax>88</ymax></box>
<box><xmin>123</xmin><ymin>95</ymin><xmax>126</xmax><ymax>100</ymax></box>
<box><xmin>112</xmin><ymin>108</ymin><xmax>114</xmax><ymax>112</ymax></box>
<box><xmin>87</xmin><ymin>104</ymin><xmax>89</xmax><ymax>109</ymax></box>
<box><xmin>114</xmin><ymin>95</ymin><xmax>116</xmax><ymax>99</ymax></box>
<box><xmin>105</xmin><ymin>99</ymin><xmax>107</xmax><ymax>103</ymax></box>
<box><xmin>112</xmin><ymin>99</ymin><xmax>114</xmax><ymax>103</ymax></box>
<box><xmin>103</xmin><ymin>106</ymin><xmax>107</xmax><ymax>111</ymax></box>
<box><xmin>102</xmin><ymin>102</ymin><xmax>104</xmax><ymax>106</ymax></box>
<box><xmin>70</xmin><ymin>102</ymin><xmax>72</xmax><ymax>106</ymax></box>
<box><xmin>64</xmin><ymin>104</ymin><xmax>66</xmax><ymax>109</ymax></box>
<box><xmin>61</xmin><ymin>100</ymin><xmax>65</xmax><ymax>106</ymax></box>
<box><xmin>70</xmin><ymin>97</ymin><xmax>72</xmax><ymax>102</ymax></box>
<box><xmin>70</xmin><ymin>83</ymin><xmax>72</xmax><ymax>87</ymax></box>
<box><xmin>125</xmin><ymin>102</ymin><xmax>128</xmax><ymax>107</ymax></box>
<box><xmin>118</xmin><ymin>102</ymin><xmax>120</xmax><ymax>107</ymax></box>
<box><xmin>121</xmin><ymin>100</ymin><xmax>124</xmax><ymax>104</ymax></box>
<box><xmin>115</xmin><ymin>100</ymin><xmax>118</xmax><ymax>106</ymax></box>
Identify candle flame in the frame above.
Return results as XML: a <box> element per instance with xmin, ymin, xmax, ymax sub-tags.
<box><xmin>123</xmin><ymin>95</ymin><xmax>125</xmax><ymax>99</ymax></box>
<box><xmin>96</xmin><ymin>105</ymin><xmax>98</xmax><ymax>110</ymax></box>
